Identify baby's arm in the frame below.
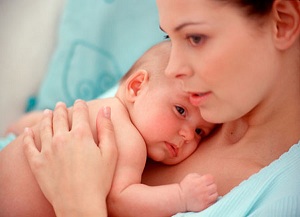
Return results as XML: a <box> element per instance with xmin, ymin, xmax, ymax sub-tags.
<box><xmin>109</xmin><ymin>172</ymin><xmax>217</xmax><ymax>217</ymax></box>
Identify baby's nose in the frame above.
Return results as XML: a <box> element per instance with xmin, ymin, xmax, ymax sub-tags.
<box><xmin>179</xmin><ymin>125</ymin><xmax>195</xmax><ymax>141</ymax></box>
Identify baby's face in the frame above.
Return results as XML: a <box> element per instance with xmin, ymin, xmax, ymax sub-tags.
<box><xmin>131</xmin><ymin>77</ymin><xmax>215</xmax><ymax>165</ymax></box>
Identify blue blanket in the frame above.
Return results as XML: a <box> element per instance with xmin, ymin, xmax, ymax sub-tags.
<box><xmin>174</xmin><ymin>141</ymin><xmax>300</xmax><ymax>217</ymax></box>
<box><xmin>31</xmin><ymin>0</ymin><xmax>164</xmax><ymax>111</ymax></box>
<box><xmin>0</xmin><ymin>134</ymin><xmax>16</xmax><ymax>151</ymax></box>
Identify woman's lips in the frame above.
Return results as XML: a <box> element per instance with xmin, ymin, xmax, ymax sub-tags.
<box><xmin>165</xmin><ymin>142</ymin><xmax>178</xmax><ymax>158</ymax></box>
<box><xmin>189</xmin><ymin>92</ymin><xmax>210</xmax><ymax>107</ymax></box>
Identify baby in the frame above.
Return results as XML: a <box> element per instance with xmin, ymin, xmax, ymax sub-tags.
<box><xmin>0</xmin><ymin>41</ymin><xmax>218</xmax><ymax>217</ymax></box>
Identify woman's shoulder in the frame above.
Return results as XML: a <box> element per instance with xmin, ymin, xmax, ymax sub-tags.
<box><xmin>223</xmin><ymin>141</ymin><xmax>300</xmax><ymax>214</ymax></box>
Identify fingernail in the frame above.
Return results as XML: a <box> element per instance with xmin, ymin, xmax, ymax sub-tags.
<box><xmin>55</xmin><ymin>101</ymin><xmax>65</xmax><ymax>108</ymax></box>
<box><xmin>24</xmin><ymin>127</ymin><xmax>29</xmax><ymax>134</ymax></box>
<box><xmin>43</xmin><ymin>109</ymin><xmax>51</xmax><ymax>114</ymax></box>
<box><xmin>103</xmin><ymin>106</ymin><xmax>111</xmax><ymax>119</ymax></box>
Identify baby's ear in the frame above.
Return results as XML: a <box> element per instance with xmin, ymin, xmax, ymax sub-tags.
<box><xmin>125</xmin><ymin>69</ymin><xmax>149</xmax><ymax>102</ymax></box>
<box><xmin>272</xmin><ymin>0</ymin><xmax>300</xmax><ymax>50</ymax></box>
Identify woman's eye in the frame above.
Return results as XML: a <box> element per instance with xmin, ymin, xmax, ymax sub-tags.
<box><xmin>188</xmin><ymin>35</ymin><xmax>204</xmax><ymax>46</ymax></box>
<box><xmin>175</xmin><ymin>106</ymin><xmax>186</xmax><ymax>116</ymax></box>
<box><xmin>164</xmin><ymin>35</ymin><xmax>170</xmax><ymax>40</ymax></box>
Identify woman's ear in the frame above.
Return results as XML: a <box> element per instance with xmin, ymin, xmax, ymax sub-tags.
<box><xmin>125</xmin><ymin>69</ymin><xmax>149</xmax><ymax>102</ymax></box>
<box><xmin>272</xmin><ymin>0</ymin><xmax>300</xmax><ymax>50</ymax></box>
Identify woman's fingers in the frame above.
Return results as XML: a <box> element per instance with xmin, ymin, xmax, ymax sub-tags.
<box><xmin>97</xmin><ymin>107</ymin><xmax>118</xmax><ymax>161</ymax></box>
<box><xmin>23</xmin><ymin>109</ymin><xmax>54</xmax><ymax>176</ymax></box>
<box><xmin>39</xmin><ymin>109</ymin><xmax>53</xmax><ymax>153</ymax></box>
<box><xmin>95</xmin><ymin>106</ymin><xmax>118</xmax><ymax>195</ymax></box>
<box><xmin>22</xmin><ymin>99</ymin><xmax>118</xmax><ymax>215</ymax></box>
<box><xmin>72</xmin><ymin>100</ymin><xmax>92</xmax><ymax>136</ymax></box>
<box><xmin>53</xmin><ymin>102</ymin><xmax>69</xmax><ymax>134</ymax></box>
<box><xmin>23</xmin><ymin>127</ymin><xmax>39</xmax><ymax>168</ymax></box>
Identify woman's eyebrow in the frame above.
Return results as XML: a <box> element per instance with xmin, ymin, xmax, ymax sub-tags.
<box><xmin>160</xmin><ymin>22</ymin><xmax>206</xmax><ymax>33</ymax></box>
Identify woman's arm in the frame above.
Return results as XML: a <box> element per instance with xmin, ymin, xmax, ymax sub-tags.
<box><xmin>5</xmin><ymin>111</ymin><xmax>43</xmax><ymax>136</ymax></box>
<box><xmin>23</xmin><ymin>100</ymin><xmax>118</xmax><ymax>217</ymax></box>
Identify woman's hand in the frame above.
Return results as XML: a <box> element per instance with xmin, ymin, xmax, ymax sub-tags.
<box><xmin>23</xmin><ymin>100</ymin><xmax>118</xmax><ymax>217</ymax></box>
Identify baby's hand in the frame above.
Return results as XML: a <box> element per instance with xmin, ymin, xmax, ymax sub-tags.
<box><xmin>179</xmin><ymin>173</ymin><xmax>218</xmax><ymax>212</ymax></box>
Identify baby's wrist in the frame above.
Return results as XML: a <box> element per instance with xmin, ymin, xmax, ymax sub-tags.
<box><xmin>177</xmin><ymin>183</ymin><xmax>188</xmax><ymax>212</ymax></box>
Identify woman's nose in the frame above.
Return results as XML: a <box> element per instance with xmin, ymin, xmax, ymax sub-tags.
<box><xmin>165</xmin><ymin>45</ymin><xmax>193</xmax><ymax>79</ymax></box>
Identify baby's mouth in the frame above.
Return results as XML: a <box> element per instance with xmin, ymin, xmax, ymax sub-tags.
<box><xmin>165</xmin><ymin>142</ymin><xmax>178</xmax><ymax>157</ymax></box>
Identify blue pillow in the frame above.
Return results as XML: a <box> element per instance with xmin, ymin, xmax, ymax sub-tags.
<box><xmin>32</xmin><ymin>0</ymin><xmax>164</xmax><ymax>110</ymax></box>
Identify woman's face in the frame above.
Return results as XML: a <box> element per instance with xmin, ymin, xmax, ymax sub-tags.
<box><xmin>157</xmin><ymin>0</ymin><xmax>279</xmax><ymax>123</ymax></box>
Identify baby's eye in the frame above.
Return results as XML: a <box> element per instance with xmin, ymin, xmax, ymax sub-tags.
<box><xmin>175</xmin><ymin>106</ymin><xmax>186</xmax><ymax>116</ymax></box>
<box><xmin>195</xmin><ymin>128</ymin><xmax>204</xmax><ymax>136</ymax></box>
<box><xmin>187</xmin><ymin>35</ymin><xmax>205</xmax><ymax>46</ymax></box>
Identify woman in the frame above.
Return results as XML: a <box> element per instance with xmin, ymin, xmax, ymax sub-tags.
<box><xmin>24</xmin><ymin>0</ymin><xmax>300</xmax><ymax>216</ymax></box>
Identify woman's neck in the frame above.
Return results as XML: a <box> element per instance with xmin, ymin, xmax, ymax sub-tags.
<box><xmin>218</xmin><ymin>119</ymin><xmax>248</xmax><ymax>145</ymax></box>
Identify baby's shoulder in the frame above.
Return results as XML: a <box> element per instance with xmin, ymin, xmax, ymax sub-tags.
<box><xmin>94</xmin><ymin>97</ymin><xmax>134</xmax><ymax>127</ymax></box>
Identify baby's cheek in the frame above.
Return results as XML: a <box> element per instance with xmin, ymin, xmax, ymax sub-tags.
<box><xmin>184</xmin><ymin>143</ymin><xmax>198</xmax><ymax>159</ymax></box>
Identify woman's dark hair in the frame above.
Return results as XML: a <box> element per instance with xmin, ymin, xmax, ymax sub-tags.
<box><xmin>220</xmin><ymin>0</ymin><xmax>275</xmax><ymax>17</ymax></box>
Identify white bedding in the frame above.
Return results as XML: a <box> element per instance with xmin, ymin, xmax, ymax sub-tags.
<box><xmin>0</xmin><ymin>0</ymin><xmax>65</xmax><ymax>135</ymax></box>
